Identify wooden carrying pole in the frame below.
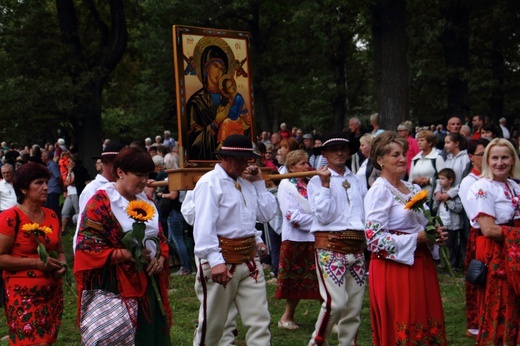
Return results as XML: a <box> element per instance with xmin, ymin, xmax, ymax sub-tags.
<box><xmin>148</xmin><ymin>169</ymin><xmax>318</xmax><ymax>190</ymax></box>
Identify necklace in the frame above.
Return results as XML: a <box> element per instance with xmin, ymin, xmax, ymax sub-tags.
<box><xmin>18</xmin><ymin>204</ymin><xmax>43</xmax><ymax>221</ymax></box>
<box><xmin>381</xmin><ymin>177</ymin><xmax>411</xmax><ymax>203</ymax></box>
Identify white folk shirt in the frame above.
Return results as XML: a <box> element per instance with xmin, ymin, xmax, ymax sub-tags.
<box><xmin>364</xmin><ymin>178</ymin><xmax>433</xmax><ymax>265</ymax></box>
<box><xmin>0</xmin><ymin>179</ymin><xmax>16</xmax><ymax>211</ymax></box>
<box><xmin>192</xmin><ymin>164</ymin><xmax>276</xmax><ymax>268</ymax></box>
<box><xmin>468</xmin><ymin>178</ymin><xmax>520</xmax><ymax>228</ymax></box>
<box><xmin>458</xmin><ymin>172</ymin><xmax>479</xmax><ymax>219</ymax></box>
<box><xmin>277</xmin><ymin>179</ymin><xmax>314</xmax><ymax>242</ymax></box>
<box><xmin>308</xmin><ymin>166</ymin><xmax>366</xmax><ymax>233</ymax></box>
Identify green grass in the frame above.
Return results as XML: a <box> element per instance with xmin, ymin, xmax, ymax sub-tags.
<box><xmin>0</xmin><ymin>230</ymin><xmax>475</xmax><ymax>345</ymax></box>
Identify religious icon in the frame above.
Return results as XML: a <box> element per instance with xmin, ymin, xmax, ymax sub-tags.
<box><xmin>172</xmin><ymin>26</ymin><xmax>255</xmax><ymax>163</ymax></box>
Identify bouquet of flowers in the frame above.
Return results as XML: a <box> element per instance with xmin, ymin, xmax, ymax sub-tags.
<box><xmin>21</xmin><ymin>223</ymin><xmax>76</xmax><ymax>296</ymax></box>
<box><xmin>405</xmin><ymin>190</ymin><xmax>463</xmax><ymax>297</ymax></box>
<box><xmin>120</xmin><ymin>200</ymin><xmax>165</xmax><ymax>315</ymax></box>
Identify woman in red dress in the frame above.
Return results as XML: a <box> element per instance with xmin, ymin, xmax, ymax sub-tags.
<box><xmin>364</xmin><ymin>132</ymin><xmax>448</xmax><ymax>345</ymax></box>
<box><xmin>0</xmin><ymin>162</ymin><xmax>66</xmax><ymax>345</ymax></box>
<box><xmin>468</xmin><ymin>138</ymin><xmax>520</xmax><ymax>345</ymax></box>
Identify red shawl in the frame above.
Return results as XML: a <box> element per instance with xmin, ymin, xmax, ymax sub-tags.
<box><xmin>74</xmin><ymin>190</ymin><xmax>172</xmax><ymax>326</ymax></box>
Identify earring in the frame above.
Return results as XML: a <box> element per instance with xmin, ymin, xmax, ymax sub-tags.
<box><xmin>381</xmin><ymin>164</ymin><xmax>384</xmax><ymax>168</ymax></box>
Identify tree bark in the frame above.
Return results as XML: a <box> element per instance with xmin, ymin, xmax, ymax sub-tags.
<box><xmin>56</xmin><ymin>0</ymin><xmax>127</xmax><ymax>175</ymax></box>
<box><xmin>372</xmin><ymin>0</ymin><xmax>409</xmax><ymax>131</ymax></box>
<box><xmin>440</xmin><ymin>2</ymin><xmax>470</xmax><ymax>119</ymax></box>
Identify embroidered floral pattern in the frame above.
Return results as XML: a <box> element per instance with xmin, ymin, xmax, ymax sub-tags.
<box><xmin>365</xmin><ymin>220</ymin><xmax>397</xmax><ymax>260</ymax></box>
<box><xmin>394</xmin><ymin>318</ymin><xmax>446</xmax><ymax>346</ymax></box>
<box><xmin>475</xmin><ymin>188</ymin><xmax>486</xmax><ymax>199</ymax></box>
<box><xmin>6</xmin><ymin>283</ymin><xmax>63</xmax><ymax>344</ymax></box>
<box><xmin>317</xmin><ymin>250</ymin><xmax>366</xmax><ymax>286</ymax></box>
<box><xmin>290</xmin><ymin>178</ymin><xmax>308</xmax><ymax>199</ymax></box>
<box><xmin>285</xmin><ymin>212</ymin><xmax>301</xmax><ymax>229</ymax></box>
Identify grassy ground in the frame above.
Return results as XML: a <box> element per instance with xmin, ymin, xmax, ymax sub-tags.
<box><xmin>0</xmin><ymin>231</ymin><xmax>475</xmax><ymax>345</ymax></box>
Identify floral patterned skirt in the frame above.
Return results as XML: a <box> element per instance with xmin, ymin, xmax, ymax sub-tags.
<box><xmin>475</xmin><ymin>235</ymin><xmax>520</xmax><ymax>345</ymax></box>
<box><xmin>369</xmin><ymin>244</ymin><xmax>447</xmax><ymax>346</ymax></box>
<box><xmin>465</xmin><ymin>227</ymin><xmax>481</xmax><ymax>330</ymax></box>
<box><xmin>275</xmin><ymin>241</ymin><xmax>320</xmax><ymax>300</ymax></box>
<box><xmin>4</xmin><ymin>276</ymin><xmax>63</xmax><ymax>345</ymax></box>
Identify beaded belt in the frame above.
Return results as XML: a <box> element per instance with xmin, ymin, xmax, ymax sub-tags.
<box><xmin>218</xmin><ymin>235</ymin><xmax>257</xmax><ymax>264</ymax></box>
<box><xmin>314</xmin><ymin>230</ymin><xmax>366</xmax><ymax>254</ymax></box>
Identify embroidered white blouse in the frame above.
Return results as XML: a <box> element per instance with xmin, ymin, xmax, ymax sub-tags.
<box><xmin>364</xmin><ymin>177</ymin><xmax>434</xmax><ymax>266</ymax></box>
<box><xmin>307</xmin><ymin>166</ymin><xmax>366</xmax><ymax>233</ymax></box>
<box><xmin>191</xmin><ymin>164</ymin><xmax>277</xmax><ymax>268</ymax></box>
<box><xmin>458</xmin><ymin>172</ymin><xmax>479</xmax><ymax>220</ymax></box>
<box><xmin>468</xmin><ymin>178</ymin><xmax>520</xmax><ymax>228</ymax></box>
<box><xmin>277</xmin><ymin>178</ymin><xmax>314</xmax><ymax>242</ymax></box>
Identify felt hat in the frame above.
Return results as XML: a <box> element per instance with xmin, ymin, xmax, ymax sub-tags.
<box><xmin>214</xmin><ymin>134</ymin><xmax>259</xmax><ymax>158</ymax></box>
<box><xmin>313</xmin><ymin>131</ymin><xmax>359</xmax><ymax>155</ymax></box>
<box><xmin>92</xmin><ymin>142</ymin><xmax>125</xmax><ymax>160</ymax></box>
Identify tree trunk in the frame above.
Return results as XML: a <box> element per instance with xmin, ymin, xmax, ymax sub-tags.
<box><xmin>440</xmin><ymin>2</ymin><xmax>470</xmax><ymax>119</ymax></box>
<box><xmin>56</xmin><ymin>0</ymin><xmax>127</xmax><ymax>175</ymax></box>
<box><xmin>489</xmin><ymin>36</ymin><xmax>504</xmax><ymax>121</ymax></box>
<box><xmin>372</xmin><ymin>0</ymin><xmax>409</xmax><ymax>131</ymax></box>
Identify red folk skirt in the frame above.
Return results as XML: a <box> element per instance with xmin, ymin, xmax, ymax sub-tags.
<box><xmin>369</xmin><ymin>244</ymin><xmax>447</xmax><ymax>346</ymax></box>
<box><xmin>465</xmin><ymin>227</ymin><xmax>480</xmax><ymax>331</ymax></box>
<box><xmin>275</xmin><ymin>240</ymin><xmax>320</xmax><ymax>300</ymax></box>
<box><xmin>475</xmin><ymin>233</ymin><xmax>520</xmax><ymax>345</ymax></box>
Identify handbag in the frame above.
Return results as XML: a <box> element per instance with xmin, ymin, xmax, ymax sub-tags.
<box><xmin>466</xmin><ymin>259</ymin><xmax>487</xmax><ymax>285</ymax></box>
<box><xmin>80</xmin><ymin>289</ymin><xmax>138</xmax><ymax>346</ymax></box>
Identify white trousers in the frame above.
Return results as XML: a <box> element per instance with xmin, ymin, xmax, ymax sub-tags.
<box><xmin>309</xmin><ymin>250</ymin><xmax>366</xmax><ymax>346</ymax></box>
<box><xmin>194</xmin><ymin>257</ymin><xmax>271</xmax><ymax>346</ymax></box>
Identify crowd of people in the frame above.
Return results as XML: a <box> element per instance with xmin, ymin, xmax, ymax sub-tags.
<box><xmin>0</xmin><ymin>114</ymin><xmax>518</xmax><ymax>344</ymax></box>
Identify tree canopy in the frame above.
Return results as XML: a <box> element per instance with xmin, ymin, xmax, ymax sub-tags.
<box><xmin>1</xmin><ymin>0</ymin><xmax>519</xmax><ymax>153</ymax></box>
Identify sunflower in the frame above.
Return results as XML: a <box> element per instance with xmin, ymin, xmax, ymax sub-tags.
<box><xmin>126</xmin><ymin>200</ymin><xmax>156</xmax><ymax>222</ymax></box>
<box><xmin>21</xmin><ymin>223</ymin><xmax>53</xmax><ymax>235</ymax></box>
<box><xmin>404</xmin><ymin>190</ymin><xmax>429</xmax><ymax>211</ymax></box>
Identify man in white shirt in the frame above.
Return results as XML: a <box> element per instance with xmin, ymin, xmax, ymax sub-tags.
<box><xmin>0</xmin><ymin>163</ymin><xmax>17</xmax><ymax>212</ymax></box>
<box><xmin>72</xmin><ymin>142</ymin><xmax>124</xmax><ymax>251</ymax></box>
<box><xmin>307</xmin><ymin>131</ymin><xmax>367</xmax><ymax>346</ymax></box>
<box><xmin>190</xmin><ymin>134</ymin><xmax>276</xmax><ymax>346</ymax></box>
<box><xmin>499</xmin><ymin>117</ymin><xmax>511</xmax><ymax>139</ymax></box>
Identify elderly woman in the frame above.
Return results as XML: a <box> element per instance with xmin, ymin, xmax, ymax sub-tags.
<box><xmin>467</xmin><ymin>138</ymin><xmax>520</xmax><ymax>345</ymax></box>
<box><xmin>409</xmin><ymin>130</ymin><xmax>445</xmax><ymax>202</ymax></box>
<box><xmin>75</xmin><ymin>147</ymin><xmax>171</xmax><ymax>345</ymax></box>
<box><xmin>275</xmin><ymin>150</ymin><xmax>320</xmax><ymax>330</ymax></box>
<box><xmin>355</xmin><ymin>133</ymin><xmax>380</xmax><ymax>190</ymax></box>
<box><xmin>0</xmin><ymin>162</ymin><xmax>66</xmax><ymax>345</ymax></box>
<box><xmin>364</xmin><ymin>131</ymin><xmax>448</xmax><ymax>345</ymax></box>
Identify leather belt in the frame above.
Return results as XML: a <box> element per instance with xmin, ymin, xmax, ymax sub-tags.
<box><xmin>218</xmin><ymin>235</ymin><xmax>256</xmax><ymax>264</ymax></box>
<box><xmin>314</xmin><ymin>230</ymin><xmax>366</xmax><ymax>254</ymax></box>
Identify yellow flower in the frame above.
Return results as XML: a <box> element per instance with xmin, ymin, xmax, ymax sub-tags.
<box><xmin>404</xmin><ymin>190</ymin><xmax>429</xmax><ymax>210</ymax></box>
<box><xmin>126</xmin><ymin>200</ymin><xmax>155</xmax><ymax>222</ymax></box>
<box><xmin>21</xmin><ymin>223</ymin><xmax>52</xmax><ymax>235</ymax></box>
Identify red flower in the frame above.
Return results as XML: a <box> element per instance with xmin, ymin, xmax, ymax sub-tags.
<box><xmin>429</xmin><ymin>325</ymin><xmax>439</xmax><ymax>336</ymax></box>
<box><xmin>366</xmin><ymin>229</ymin><xmax>374</xmax><ymax>239</ymax></box>
<box><xmin>397</xmin><ymin>329</ymin><xmax>407</xmax><ymax>341</ymax></box>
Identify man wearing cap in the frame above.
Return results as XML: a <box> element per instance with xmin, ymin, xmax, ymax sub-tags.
<box><xmin>191</xmin><ymin>134</ymin><xmax>276</xmax><ymax>346</ymax></box>
<box><xmin>72</xmin><ymin>142</ymin><xmax>125</xmax><ymax>252</ymax></box>
<box><xmin>303</xmin><ymin>133</ymin><xmax>314</xmax><ymax>157</ymax></box>
<box><xmin>307</xmin><ymin>131</ymin><xmax>367</xmax><ymax>346</ymax></box>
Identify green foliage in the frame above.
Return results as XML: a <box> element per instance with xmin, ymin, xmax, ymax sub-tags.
<box><xmin>1</xmin><ymin>0</ymin><xmax>520</xmax><ymax>149</ymax></box>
